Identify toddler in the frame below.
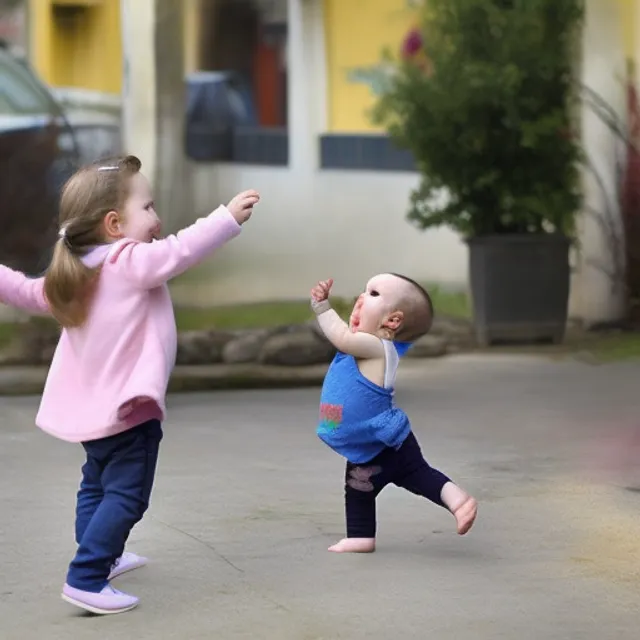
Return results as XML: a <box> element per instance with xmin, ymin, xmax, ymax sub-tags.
<box><xmin>0</xmin><ymin>155</ymin><xmax>258</xmax><ymax>614</ymax></box>
<box><xmin>311</xmin><ymin>274</ymin><xmax>477</xmax><ymax>553</ymax></box>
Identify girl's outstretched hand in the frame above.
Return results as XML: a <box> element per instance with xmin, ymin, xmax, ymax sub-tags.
<box><xmin>227</xmin><ymin>190</ymin><xmax>260</xmax><ymax>225</ymax></box>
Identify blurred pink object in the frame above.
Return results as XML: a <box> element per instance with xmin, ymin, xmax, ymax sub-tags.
<box><xmin>402</xmin><ymin>28</ymin><xmax>423</xmax><ymax>59</ymax></box>
<box><xmin>582</xmin><ymin>423</ymin><xmax>640</xmax><ymax>489</ymax></box>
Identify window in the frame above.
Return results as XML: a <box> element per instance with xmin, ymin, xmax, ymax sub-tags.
<box><xmin>185</xmin><ymin>0</ymin><xmax>288</xmax><ymax>165</ymax></box>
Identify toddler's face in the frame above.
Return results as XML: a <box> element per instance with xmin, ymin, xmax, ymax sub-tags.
<box><xmin>119</xmin><ymin>173</ymin><xmax>162</xmax><ymax>243</ymax></box>
<box><xmin>349</xmin><ymin>274</ymin><xmax>406</xmax><ymax>337</ymax></box>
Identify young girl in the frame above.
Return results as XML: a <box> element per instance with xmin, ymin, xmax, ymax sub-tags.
<box><xmin>0</xmin><ymin>155</ymin><xmax>259</xmax><ymax>615</ymax></box>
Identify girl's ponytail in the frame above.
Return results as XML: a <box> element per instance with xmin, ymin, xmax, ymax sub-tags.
<box><xmin>44</xmin><ymin>232</ymin><xmax>99</xmax><ymax>328</ymax></box>
<box><xmin>43</xmin><ymin>154</ymin><xmax>141</xmax><ymax>328</ymax></box>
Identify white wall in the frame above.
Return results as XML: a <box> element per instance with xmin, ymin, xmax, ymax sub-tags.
<box><xmin>169</xmin><ymin>0</ymin><xmax>467</xmax><ymax>306</ymax></box>
<box><xmin>570</xmin><ymin>0</ymin><xmax>628</xmax><ymax>325</ymax></box>
<box><xmin>120</xmin><ymin>0</ymin><xmax>157</xmax><ymax>180</ymax></box>
<box><xmin>169</xmin><ymin>165</ymin><xmax>467</xmax><ymax>306</ymax></box>
<box><xmin>121</xmin><ymin>0</ymin><xmax>628</xmax><ymax>322</ymax></box>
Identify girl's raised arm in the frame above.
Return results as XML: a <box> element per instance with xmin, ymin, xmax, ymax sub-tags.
<box><xmin>110</xmin><ymin>191</ymin><xmax>258</xmax><ymax>289</ymax></box>
<box><xmin>0</xmin><ymin>265</ymin><xmax>48</xmax><ymax>314</ymax></box>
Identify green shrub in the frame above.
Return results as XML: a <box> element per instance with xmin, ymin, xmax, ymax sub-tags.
<box><xmin>373</xmin><ymin>0</ymin><xmax>584</xmax><ymax>238</ymax></box>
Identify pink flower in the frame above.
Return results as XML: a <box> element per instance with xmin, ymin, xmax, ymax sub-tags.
<box><xmin>402</xmin><ymin>28</ymin><xmax>423</xmax><ymax>59</ymax></box>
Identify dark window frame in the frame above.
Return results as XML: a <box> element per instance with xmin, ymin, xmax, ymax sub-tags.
<box><xmin>319</xmin><ymin>133</ymin><xmax>416</xmax><ymax>172</ymax></box>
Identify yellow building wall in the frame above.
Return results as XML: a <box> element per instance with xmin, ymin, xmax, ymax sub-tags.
<box><xmin>616</xmin><ymin>0</ymin><xmax>636</xmax><ymax>62</ymax></box>
<box><xmin>324</xmin><ymin>0</ymin><xmax>416</xmax><ymax>132</ymax></box>
<box><xmin>29</xmin><ymin>0</ymin><xmax>122</xmax><ymax>94</ymax></box>
<box><xmin>183</xmin><ymin>0</ymin><xmax>201</xmax><ymax>74</ymax></box>
<box><xmin>324</xmin><ymin>0</ymin><xmax>640</xmax><ymax>132</ymax></box>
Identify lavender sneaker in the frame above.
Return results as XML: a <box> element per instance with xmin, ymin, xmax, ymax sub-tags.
<box><xmin>61</xmin><ymin>583</ymin><xmax>139</xmax><ymax>615</ymax></box>
<box><xmin>108</xmin><ymin>552</ymin><xmax>148</xmax><ymax>580</ymax></box>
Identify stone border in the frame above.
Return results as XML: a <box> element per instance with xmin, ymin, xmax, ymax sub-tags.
<box><xmin>0</xmin><ymin>364</ymin><xmax>330</xmax><ymax>397</ymax></box>
<box><xmin>0</xmin><ymin>318</ymin><xmax>473</xmax><ymax>368</ymax></box>
<box><xmin>0</xmin><ymin>317</ymin><xmax>475</xmax><ymax>395</ymax></box>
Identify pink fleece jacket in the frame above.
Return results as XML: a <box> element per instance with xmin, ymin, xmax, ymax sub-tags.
<box><xmin>0</xmin><ymin>205</ymin><xmax>241</xmax><ymax>443</ymax></box>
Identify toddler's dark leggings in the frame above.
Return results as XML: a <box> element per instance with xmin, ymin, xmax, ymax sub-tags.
<box><xmin>344</xmin><ymin>431</ymin><xmax>451</xmax><ymax>538</ymax></box>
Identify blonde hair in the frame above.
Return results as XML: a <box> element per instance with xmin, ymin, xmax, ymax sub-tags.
<box><xmin>44</xmin><ymin>155</ymin><xmax>142</xmax><ymax>328</ymax></box>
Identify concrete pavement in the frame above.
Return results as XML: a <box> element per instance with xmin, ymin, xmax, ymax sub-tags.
<box><xmin>1</xmin><ymin>354</ymin><xmax>639</xmax><ymax>639</ymax></box>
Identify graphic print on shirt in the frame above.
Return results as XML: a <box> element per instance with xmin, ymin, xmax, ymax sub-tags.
<box><xmin>347</xmin><ymin>465</ymin><xmax>382</xmax><ymax>492</ymax></box>
<box><xmin>319</xmin><ymin>403</ymin><xmax>343</xmax><ymax>432</ymax></box>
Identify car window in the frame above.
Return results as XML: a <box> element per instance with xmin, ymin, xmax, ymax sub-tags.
<box><xmin>0</xmin><ymin>54</ymin><xmax>55</xmax><ymax>116</ymax></box>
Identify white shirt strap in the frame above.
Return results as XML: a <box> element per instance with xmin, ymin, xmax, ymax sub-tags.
<box><xmin>381</xmin><ymin>339</ymin><xmax>399</xmax><ymax>389</ymax></box>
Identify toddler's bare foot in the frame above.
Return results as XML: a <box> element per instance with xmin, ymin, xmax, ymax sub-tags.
<box><xmin>441</xmin><ymin>482</ymin><xmax>478</xmax><ymax>535</ymax></box>
<box><xmin>452</xmin><ymin>496</ymin><xmax>477</xmax><ymax>535</ymax></box>
<box><xmin>328</xmin><ymin>538</ymin><xmax>376</xmax><ymax>553</ymax></box>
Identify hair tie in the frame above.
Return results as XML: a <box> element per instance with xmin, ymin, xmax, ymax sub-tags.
<box><xmin>97</xmin><ymin>166</ymin><xmax>118</xmax><ymax>172</ymax></box>
<box><xmin>58</xmin><ymin>225</ymin><xmax>74</xmax><ymax>251</ymax></box>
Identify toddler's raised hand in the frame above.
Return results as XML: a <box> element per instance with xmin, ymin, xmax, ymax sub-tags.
<box><xmin>227</xmin><ymin>189</ymin><xmax>260</xmax><ymax>225</ymax></box>
<box><xmin>311</xmin><ymin>279</ymin><xmax>334</xmax><ymax>303</ymax></box>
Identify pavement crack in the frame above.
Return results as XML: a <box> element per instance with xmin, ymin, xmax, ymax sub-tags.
<box><xmin>149</xmin><ymin>515</ymin><xmax>244</xmax><ymax>573</ymax></box>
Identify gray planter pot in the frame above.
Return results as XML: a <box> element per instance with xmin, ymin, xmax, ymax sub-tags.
<box><xmin>467</xmin><ymin>234</ymin><xmax>570</xmax><ymax>346</ymax></box>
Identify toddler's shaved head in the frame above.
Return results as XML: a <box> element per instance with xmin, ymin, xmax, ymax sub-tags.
<box><xmin>387</xmin><ymin>273</ymin><xmax>434</xmax><ymax>341</ymax></box>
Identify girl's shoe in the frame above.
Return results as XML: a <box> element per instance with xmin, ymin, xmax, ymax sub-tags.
<box><xmin>108</xmin><ymin>552</ymin><xmax>148</xmax><ymax>580</ymax></box>
<box><xmin>62</xmin><ymin>583</ymin><xmax>139</xmax><ymax>615</ymax></box>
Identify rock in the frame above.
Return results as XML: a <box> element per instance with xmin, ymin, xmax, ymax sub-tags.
<box><xmin>431</xmin><ymin>317</ymin><xmax>472</xmax><ymax>336</ymax></box>
<box><xmin>259</xmin><ymin>326</ymin><xmax>336</xmax><ymax>366</ymax></box>
<box><xmin>306</xmin><ymin>317</ymin><xmax>328</xmax><ymax>339</ymax></box>
<box><xmin>0</xmin><ymin>319</ymin><xmax>60</xmax><ymax>366</ymax></box>
<box><xmin>40</xmin><ymin>341</ymin><xmax>58</xmax><ymax>365</ymax></box>
<box><xmin>431</xmin><ymin>317</ymin><xmax>475</xmax><ymax>348</ymax></box>
<box><xmin>405</xmin><ymin>334</ymin><xmax>449</xmax><ymax>358</ymax></box>
<box><xmin>0</xmin><ymin>313</ymin><xmax>472</xmax><ymax>369</ymax></box>
<box><xmin>223</xmin><ymin>329</ymin><xmax>271</xmax><ymax>364</ymax></box>
<box><xmin>0</xmin><ymin>366</ymin><xmax>48</xmax><ymax>395</ymax></box>
<box><xmin>30</xmin><ymin>321</ymin><xmax>61</xmax><ymax>364</ymax></box>
<box><xmin>176</xmin><ymin>330</ymin><xmax>236</xmax><ymax>365</ymax></box>
<box><xmin>169</xmin><ymin>363</ymin><xmax>329</xmax><ymax>393</ymax></box>
<box><xmin>269</xmin><ymin>323</ymin><xmax>316</xmax><ymax>337</ymax></box>
<box><xmin>0</xmin><ymin>364</ymin><xmax>331</xmax><ymax>396</ymax></box>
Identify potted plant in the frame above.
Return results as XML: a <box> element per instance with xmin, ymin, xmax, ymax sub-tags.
<box><xmin>373</xmin><ymin>0</ymin><xmax>584</xmax><ymax>345</ymax></box>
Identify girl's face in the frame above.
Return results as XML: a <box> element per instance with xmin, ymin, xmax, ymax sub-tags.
<box><xmin>103</xmin><ymin>172</ymin><xmax>161</xmax><ymax>243</ymax></box>
<box><xmin>120</xmin><ymin>173</ymin><xmax>161</xmax><ymax>242</ymax></box>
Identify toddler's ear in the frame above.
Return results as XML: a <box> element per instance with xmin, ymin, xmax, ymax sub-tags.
<box><xmin>384</xmin><ymin>310</ymin><xmax>404</xmax><ymax>332</ymax></box>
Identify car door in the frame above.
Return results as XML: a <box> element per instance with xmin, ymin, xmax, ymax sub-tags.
<box><xmin>0</xmin><ymin>51</ymin><xmax>79</xmax><ymax>275</ymax></box>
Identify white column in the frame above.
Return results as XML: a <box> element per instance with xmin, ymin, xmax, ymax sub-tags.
<box><xmin>120</xmin><ymin>0</ymin><xmax>157</xmax><ymax>182</ymax></box>
<box><xmin>287</xmin><ymin>0</ymin><xmax>326</xmax><ymax>175</ymax></box>
<box><xmin>571</xmin><ymin>0</ymin><xmax>627</xmax><ymax>324</ymax></box>
<box><xmin>307</xmin><ymin>0</ymin><xmax>328</xmax><ymax>137</ymax></box>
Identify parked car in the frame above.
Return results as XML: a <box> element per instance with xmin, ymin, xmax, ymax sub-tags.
<box><xmin>0</xmin><ymin>44</ymin><xmax>80</xmax><ymax>276</ymax></box>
